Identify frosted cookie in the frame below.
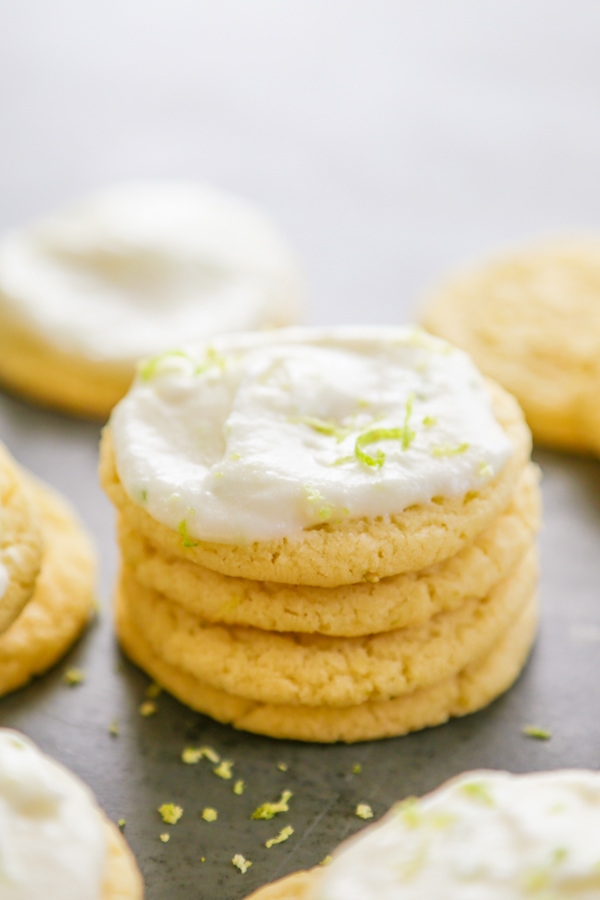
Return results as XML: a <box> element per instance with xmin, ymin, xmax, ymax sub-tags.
<box><xmin>421</xmin><ymin>238</ymin><xmax>600</xmax><ymax>452</ymax></box>
<box><xmin>0</xmin><ymin>476</ymin><xmax>96</xmax><ymax>696</ymax></box>
<box><xmin>101</xmin><ymin>327</ymin><xmax>531</xmax><ymax>587</ymax></box>
<box><xmin>0</xmin><ymin>442</ymin><xmax>43</xmax><ymax>635</ymax></box>
<box><xmin>0</xmin><ymin>729</ymin><xmax>143</xmax><ymax>899</ymax></box>
<box><xmin>119</xmin><ymin>547</ymin><xmax>536</xmax><ymax>708</ymax></box>
<box><xmin>245</xmin><ymin>769</ymin><xmax>600</xmax><ymax>898</ymax></box>
<box><xmin>117</xmin><ymin>587</ymin><xmax>538</xmax><ymax>743</ymax></box>
<box><xmin>118</xmin><ymin>462</ymin><xmax>540</xmax><ymax>636</ymax></box>
<box><xmin>0</xmin><ymin>182</ymin><xmax>305</xmax><ymax>418</ymax></box>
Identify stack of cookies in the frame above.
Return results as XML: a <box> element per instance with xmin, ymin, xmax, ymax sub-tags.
<box><xmin>0</xmin><ymin>441</ymin><xmax>95</xmax><ymax>695</ymax></box>
<box><xmin>100</xmin><ymin>326</ymin><xmax>539</xmax><ymax>743</ymax></box>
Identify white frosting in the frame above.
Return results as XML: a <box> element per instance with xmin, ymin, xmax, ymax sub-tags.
<box><xmin>0</xmin><ymin>730</ymin><xmax>106</xmax><ymax>900</ymax></box>
<box><xmin>0</xmin><ymin>561</ymin><xmax>8</xmax><ymax>601</ymax></box>
<box><xmin>0</xmin><ymin>182</ymin><xmax>304</xmax><ymax>366</ymax></box>
<box><xmin>110</xmin><ymin>326</ymin><xmax>511</xmax><ymax>543</ymax></box>
<box><xmin>310</xmin><ymin>770</ymin><xmax>600</xmax><ymax>900</ymax></box>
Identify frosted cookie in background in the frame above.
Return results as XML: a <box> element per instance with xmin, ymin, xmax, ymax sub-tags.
<box><xmin>245</xmin><ymin>770</ymin><xmax>600</xmax><ymax>899</ymax></box>
<box><xmin>101</xmin><ymin>326</ymin><xmax>540</xmax><ymax>743</ymax></box>
<box><xmin>421</xmin><ymin>238</ymin><xmax>600</xmax><ymax>453</ymax></box>
<box><xmin>0</xmin><ymin>182</ymin><xmax>306</xmax><ymax>418</ymax></box>
<box><xmin>0</xmin><ymin>440</ymin><xmax>96</xmax><ymax>696</ymax></box>
<box><xmin>0</xmin><ymin>729</ymin><xmax>143</xmax><ymax>899</ymax></box>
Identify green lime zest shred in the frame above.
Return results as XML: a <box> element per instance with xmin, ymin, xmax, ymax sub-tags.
<box><xmin>194</xmin><ymin>346</ymin><xmax>226</xmax><ymax>375</ymax></box>
<box><xmin>432</xmin><ymin>442</ymin><xmax>470</xmax><ymax>458</ymax></box>
<box><xmin>401</xmin><ymin>392</ymin><xmax>416</xmax><ymax>450</ymax></box>
<box><xmin>138</xmin><ymin>349</ymin><xmax>188</xmax><ymax>381</ymax></box>
<box><xmin>178</xmin><ymin>519</ymin><xmax>199</xmax><ymax>548</ymax></box>
<box><xmin>293</xmin><ymin>416</ymin><xmax>351</xmax><ymax>442</ymax></box>
<box><xmin>522</xmin><ymin>725</ymin><xmax>552</xmax><ymax>741</ymax></box>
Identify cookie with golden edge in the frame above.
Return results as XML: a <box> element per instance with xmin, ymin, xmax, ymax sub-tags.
<box><xmin>117</xmin><ymin>586</ymin><xmax>538</xmax><ymax>743</ymax></box>
<box><xmin>421</xmin><ymin>238</ymin><xmax>600</xmax><ymax>452</ymax></box>
<box><xmin>102</xmin><ymin>818</ymin><xmax>144</xmax><ymax>900</ymax></box>
<box><xmin>118</xmin><ymin>545</ymin><xmax>536</xmax><ymax>708</ymax></box>
<box><xmin>0</xmin><ymin>476</ymin><xmax>96</xmax><ymax>696</ymax></box>
<box><xmin>0</xmin><ymin>441</ymin><xmax>43</xmax><ymax>634</ymax></box>
<box><xmin>118</xmin><ymin>463</ymin><xmax>540</xmax><ymax>636</ymax></box>
<box><xmin>100</xmin><ymin>381</ymin><xmax>531</xmax><ymax>587</ymax></box>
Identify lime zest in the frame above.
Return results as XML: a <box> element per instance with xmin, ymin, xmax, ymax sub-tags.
<box><xmin>432</xmin><ymin>442</ymin><xmax>470</xmax><ymax>458</ymax></box>
<box><xmin>401</xmin><ymin>392</ymin><xmax>416</xmax><ymax>450</ymax></box>
<box><xmin>292</xmin><ymin>415</ymin><xmax>351</xmax><ymax>442</ymax></box>
<box><xmin>251</xmin><ymin>790</ymin><xmax>293</xmax><ymax>820</ymax></box>
<box><xmin>355</xmin><ymin>803</ymin><xmax>374</xmax><ymax>820</ymax></box>
<box><xmin>232</xmin><ymin>854</ymin><xmax>252</xmax><ymax>874</ymax></box>
<box><xmin>522</xmin><ymin>725</ymin><xmax>552</xmax><ymax>741</ymax></box>
<box><xmin>265</xmin><ymin>825</ymin><xmax>294</xmax><ymax>848</ymax></box>
<box><xmin>422</xmin><ymin>416</ymin><xmax>436</xmax><ymax>428</ymax></box>
<box><xmin>460</xmin><ymin>781</ymin><xmax>494</xmax><ymax>806</ymax></box>
<box><xmin>233</xmin><ymin>779</ymin><xmax>245</xmax><ymax>796</ymax></box>
<box><xmin>355</xmin><ymin>428</ymin><xmax>402</xmax><ymax>468</ymax></box>
<box><xmin>158</xmin><ymin>803</ymin><xmax>183</xmax><ymax>825</ymax></box>
<box><xmin>63</xmin><ymin>668</ymin><xmax>85</xmax><ymax>686</ymax></box>
<box><xmin>202</xmin><ymin>808</ymin><xmax>218</xmax><ymax>822</ymax></box>
<box><xmin>396</xmin><ymin>797</ymin><xmax>421</xmax><ymax>828</ymax></box>
<box><xmin>177</xmin><ymin>519</ymin><xmax>199</xmax><ymax>548</ymax></box>
<box><xmin>139</xmin><ymin>349</ymin><xmax>188</xmax><ymax>381</ymax></box>
<box><xmin>194</xmin><ymin>346</ymin><xmax>226</xmax><ymax>375</ymax></box>
<box><xmin>213</xmin><ymin>760</ymin><xmax>234</xmax><ymax>780</ymax></box>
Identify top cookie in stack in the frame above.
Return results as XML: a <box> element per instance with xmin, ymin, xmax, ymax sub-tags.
<box><xmin>100</xmin><ymin>326</ymin><xmax>540</xmax><ymax>743</ymax></box>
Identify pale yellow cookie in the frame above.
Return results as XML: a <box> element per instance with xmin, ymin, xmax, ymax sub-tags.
<box><xmin>118</xmin><ymin>463</ymin><xmax>540</xmax><ymax>636</ymax></box>
<box><xmin>245</xmin><ymin>870</ymin><xmax>318</xmax><ymax>900</ymax></box>
<box><xmin>117</xmin><ymin>586</ymin><xmax>537</xmax><ymax>743</ymax></box>
<box><xmin>101</xmin><ymin>381</ymin><xmax>531</xmax><ymax>587</ymax></box>
<box><xmin>0</xmin><ymin>441</ymin><xmax>43</xmax><ymax>634</ymax></box>
<box><xmin>102</xmin><ymin>819</ymin><xmax>144</xmax><ymax>900</ymax></box>
<box><xmin>119</xmin><ymin>544</ymin><xmax>535</xmax><ymax>708</ymax></box>
<box><xmin>421</xmin><ymin>238</ymin><xmax>600</xmax><ymax>452</ymax></box>
<box><xmin>0</xmin><ymin>476</ymin><xmax>96</xmax><ymax>696</ymax></box>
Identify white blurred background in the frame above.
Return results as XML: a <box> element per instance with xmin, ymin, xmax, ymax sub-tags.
<box><xmin>2</xmin><ymin>1</ymin><xmax>600</xmax><ymax>323</ymax></box>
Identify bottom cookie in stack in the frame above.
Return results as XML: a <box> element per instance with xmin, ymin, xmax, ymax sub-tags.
<box><xmin>0</xmin><ymin>444</ymin><xmax>96</xmax><ymax>696</ymax></box>
<box><xmin>0</xmin><ymin>728</ymin><xmax>143</xmax><ymax>899</ymax></box>
<box><xmin>244</xmin><ymin>769</ymin><xmax>600</xmax><ymax>899</ymax></box>
<box><xmin>115</xmin><ymin>463</ymin><xmax>540</xmax><ymax>744</ymax></box>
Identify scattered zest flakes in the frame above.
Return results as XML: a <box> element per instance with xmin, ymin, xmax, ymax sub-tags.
<box><xmin>460</xmin><ymin>782</ymin><xmax>494</xmax><ymax>806</ymax></box>
<box><xmin>320</xmin><ymin>855</ymin><xmax>333</xmax><ymax>867</ymax></box>
<box><xmin>232</xmin><ymin>854</ymin><xmax>252</xmax><ymax>874</ymax></box>
<box><xmin>139</xmin><ymin>349</ymin><xmax>188</xmax><ymax>381</ymax></box>
<box><xmin>117</xmin><ymin>818</ymin><xmax>126</xmax><ymax>830</ymax></box>
<box><xmin>523</xmin><ymin>725</ymin><xmax>552</xmax><ymax>741</ymax></box>
<box><xmin>63</xmin><ymin>668</ymin><xmax>85</xmax><ymax>686</ymax></box>
<box><xmin>160</xmin><ymin>833</ymin><xmax>170</xmax><ymax>843</ymax></box>
<box><xmin>422</xmin><ymin>415</ymin><xmax>436</xmax><ymax>428</ymax></box>
<box><xmin>251</xmin><ymin>790</ymin><xmax>293</xmax><ymax>820</ymax></box>
<box><xmin>265</xmin><ymin>825</ymin><xmax>294</xmax><ymax>848</ymax></box>
<box><xmin>432</xmin><ymin>442</ymin><xmax>469</xmax><ymax>458</ymax></box>
<box><xmin>355</xmin><ymin>803</ymin><xmax>373</xmax><ymax>820</ymax></box>
<box><xmin>213</xmin><ymin>759</ymin><xmax>234</xmax><ymax>780</ymax></box>
<box><xmin>158</xmin><ymin>803</ymin><xmax>183</xmax><ymax>825</ymax></box>
<box><xmin>145</xmin><ymin>682</ymin><xmax>162</xmax><ymax>699</ymax></box>
<box><xmin>202</xmin><ymin>807</ymin><xmax>218</xmax><ymax>822</ymax></box>
<box><xmin>108</xmin><ymin>719</ymin><xmax>119</xmax><ymax>737</ymax></box>
<box><xmin>397</xmin><ymin>797</ymin><xmax>421</xmax><ymax>828</ymax></box>
<box><xmin>355</xmin><ymin>428</ymin><xmax>401</xmax><ymax>468</ymax></box>
<box><xmin>277</xmin><ymin>761</ymin><xmax>288</xmax><ymax>772</ymax></box>
<box><xmin>352</xmin><ymin>763</ymin><xmax>362</xmax><ymax>774</ymax></box>
<box><xmin>182</xmin><ymin>745</ymin><xmax>220</xmax><ymax>765</ymax></box>
<box><xmin>233</xmin><ymin>779</ymin><xmax>245</xmax><ymax>796</ymax></box>
<box><xmin>139</xmin><ymin>700</ymin><xmax>157</xmax><ymax>717</ymax></box>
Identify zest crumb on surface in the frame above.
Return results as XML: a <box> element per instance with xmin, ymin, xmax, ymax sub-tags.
<box><xmin>63</xmin><ymin>668</ymin><xmax>85</xmax><ymax>686</ymax></box>
<box><xmin>522</xmin><ymin>725</ymin><xmax>552</xmax><ymax>740</ymax></box>
<box><xmin>232</xmin><ymin>854</ymin><xmax>252</xmax><ymax>874</ymax></box>
<box><xmin>202</xmin><ymin>808</ymin><xmax>218</xmax><ymax>822</ymax></box>
<box><xmin>214</xmin><ymin>759</ymin><xmax>234</xmax><ymax>779</ymax></box>
<box><xmin>252</xmin><ymin>790</ymin><xmax>293</xmax><ymax>820</ymax></box>
<box><xmin>265</xmin><ymin>825</ymin><xmax>294</xmax><ymax>848</ymax></box>
<box><xmin>158</xmin><ymin>803</ymin><xmax>183</xmax><ymax>825</ymax></box>
<box><xmin>355</xmin><ymin>803</ymin><xmax>373</xmax><ymax>820</ymax></box>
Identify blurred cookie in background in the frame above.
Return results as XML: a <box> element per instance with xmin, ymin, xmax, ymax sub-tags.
<box><xmin>421</xmin><ymin>238</ymin><xmax>600</xmax><ymax>453</ymax></box>
<box><xmin>0</xmin><ymin>182</ymin><xmax>306</xmax><ymax>419</ymax></box>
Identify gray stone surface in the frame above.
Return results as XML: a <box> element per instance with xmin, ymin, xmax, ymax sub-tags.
<box><xmin>1</xmin><ymin>3</ymin><xmax>600</xmax><ymax>897</ymax></box>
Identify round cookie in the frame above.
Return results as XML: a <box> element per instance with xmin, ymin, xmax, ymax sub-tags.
<box><xmin>246</xmin><ymin>769</ymin><xmax>600</xmax><ymax>899</ymax></box>
<box><xmin>0</xmin><ymin>441</ymin><xmax>43</xmax><ymax>635</ymax></box>
<box><xmin>0</xmin><ymin>182</ymin><xmax>305</xmax><ymax>418</ymax></box>
<box><xmin>0</xmin><ymin>729</ymin><xmax>142</xmax><ymax>899</ymax></box>
<box><xmin>421</xmin><ymin>238</ymin><xmax>600</xmax><ymax>452</ymax></box>
<box><xmin>101</xmin><ymin>374</ymin><xmax>531</xmax><ymax>587</ymax></box>
<box><xmin>0</xmin><ymin>476</ymin><xmax>96</xmax><ymax>696</ymax></box>
<box><xmin>116</xmin><ymin>586</ymin><xmax>538</xmax><ymax>743</ymax></box>
<box><xmin>118</xmin><ymin>462</ymin><xmax>540</xmax><ymax>636</ymax></box>
<box><xmin>119</xmin><ymin>546</ymin><xmax>536</xmax><ymax>707</ymax></box>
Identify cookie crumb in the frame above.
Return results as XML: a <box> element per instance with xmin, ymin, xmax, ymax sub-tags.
<box><xmin>139</xmin><ymin>700</ymin><xmax>157</xmax><ymax>717</ymax></box>
<box><xmin>202</xmin><ymin>807</ymin><xmax>218</xmax><ymax>822</ymax></box>
<box><xmin>160</xmin><ymin>833</ymin><xmax>170</xmax><ymax>843</ymax></box>
<box><xmin>182</xmin><ymin>745</ymin><xmax>220</xmax><ymax>764</ymax></box>
<box><xmin>355</xmin><ymin>803</ymin><xmax>373</xmax><ymax>820</ymax></box>
<box><xmin>252</xmin><ymin>790</ymin><xmax>293</xmax><ymax>820</ymax></box>
<box><xmin>158</xmin><ymin>803</ymin><xmax>183</xmax><ymax>825</ymax></box>
<box><xmin>214</xmin><ymin>759</ymin><xmax>234</xmax><ymax>780</ymax></box>
<box><xmin>233</xmin><ymin>779</ymin><xmax>245</xmax><ymax>796</ymax></box>
<box><xmin>265</xmin><ymin>825</ymin><xmax>294</xmax><ymax>848</ymax></box>
<box><xmin>522</xmin><ymin>725</ymin><xmax>552</xmax><ymax>741</ymax></box>
<box><xmin>63</xmin><ymin>668</ymin><xmax>85</xmax><ymax>686</ymax></box>
<box><xmin>232</xmin><ymin>854</ymin><xmax>252</xmax><ymax>874</ymax></box>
